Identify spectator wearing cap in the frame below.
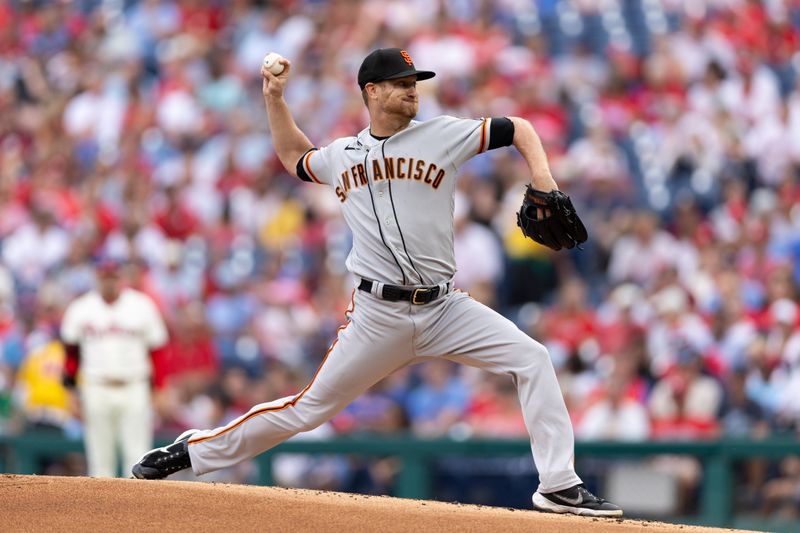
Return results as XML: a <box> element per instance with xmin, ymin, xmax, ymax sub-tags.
<box><xmin>60</xmin><ymin>258</ymin><xmax>168</xmax><ymax>477</ymax></box>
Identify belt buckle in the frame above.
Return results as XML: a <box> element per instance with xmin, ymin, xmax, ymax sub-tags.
<box><xmin>411</xmin><ymin>288</ymin><xmax>431</xmax><ymax>305</ymax></box>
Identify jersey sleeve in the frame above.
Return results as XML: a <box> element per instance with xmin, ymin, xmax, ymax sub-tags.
<box><xmin>142</xmin><ymin>297</ymin><xmax>168</xmax><ymax>349</ymax></box>
<box><xmin>442</xmin><ymin>116</ymin><xmax>515</xmax><ymax>169</ymax></box>
<box><xmin>295</xmin><ymin>145</ymin><xmax>334</xmax><ymax>186</ymax></box>
<box><xmin>60</xmin><ymin>301</ymin><xmax>82</xmax><ymax>345</ymax></box>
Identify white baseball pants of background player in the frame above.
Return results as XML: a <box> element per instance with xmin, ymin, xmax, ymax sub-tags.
<box><xmin>82</xmin><ymin>380</ymin><xmax>153</xmax><ymax>477</ymax></box>
<box><xmin>186</xmin><ymin>287</ymin><xmax>582</xmax><ymax>493</ymax></box>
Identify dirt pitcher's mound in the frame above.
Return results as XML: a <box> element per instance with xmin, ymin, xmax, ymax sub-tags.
<box><xmin>2</xmin><ymin>474</ymin><xmax>740</xmax><ymax>533</ymax></box>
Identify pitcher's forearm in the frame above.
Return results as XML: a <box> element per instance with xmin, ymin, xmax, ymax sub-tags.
<box><xmin>510</xmin><ymin>116</ymin><xmax>558</xmax><ymax>192</ymax></box>
<box><xmin>265</xmin><ymin>95</ymin><xmax>314</xmax><ymax>176</ymax></box>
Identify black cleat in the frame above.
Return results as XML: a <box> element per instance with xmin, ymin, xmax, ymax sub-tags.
<box><xmin>533</xmin><ymin>484</ymin><xmax>623</xmax><ymax>517</ymax></box>
<box><xmin>131</xmin><ymin>429</ymin><xmax>197</xmax><ymax>480</ymax></box>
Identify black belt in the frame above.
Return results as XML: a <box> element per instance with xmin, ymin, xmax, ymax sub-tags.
<box><xmin>358</xmin><ymin>278</ymin><xmax>446</xmax><ymax>305</ymax></box>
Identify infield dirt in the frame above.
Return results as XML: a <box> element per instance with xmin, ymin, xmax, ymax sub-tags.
<box><xmin>2</xmin><ymin>474</ymin><xmax>746</xmax><ymax>532</ymax></box>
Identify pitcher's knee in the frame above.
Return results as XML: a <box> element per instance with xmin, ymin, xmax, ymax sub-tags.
<box><xmin>511</xmin><ymin>337</ymin><xmax>553</xmax><ymax>373</ymax></box>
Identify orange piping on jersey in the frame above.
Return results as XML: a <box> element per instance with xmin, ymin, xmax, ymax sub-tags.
<box><xmin>304</xmin><ymin>150</ymin><xmax>322</xmax><ymax>184</ymax></box>
<box><xmin>477</xmin><ymin>118</ymin><xmax>488</xmax><ymax>154</ymax></box>
<box><xmin>188</xmin><ymin>290</ymin><xmax>356</xmax><ymax>446</ymax></box>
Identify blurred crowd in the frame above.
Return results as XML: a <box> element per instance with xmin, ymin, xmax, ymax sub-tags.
<box><xmin>0</xmin><ymin>0</ymin><xmax>799</xmax><ymax>517</ymax></box>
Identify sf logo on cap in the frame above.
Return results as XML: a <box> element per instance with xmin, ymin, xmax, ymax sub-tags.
<box><xmin>400</xmin><ymin>50</ymin><xmax>413</xmax><ymax>66</ymax></box>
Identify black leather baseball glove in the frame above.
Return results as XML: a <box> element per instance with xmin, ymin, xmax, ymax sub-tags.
<box><xmin>516</xmin><ymin>185</ymin><xmax>588</xmax><ymax>251</ymax></box>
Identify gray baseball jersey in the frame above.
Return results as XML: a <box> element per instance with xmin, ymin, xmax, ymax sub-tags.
<box><xmin>296</xmin><ymin>115</ymin><xmax>513</xmax><ymax>286</ymax></box>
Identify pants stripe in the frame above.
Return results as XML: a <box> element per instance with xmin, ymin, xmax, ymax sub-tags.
<box><xmin>188</xmin><ymin>290</ymin><xmax>356</xmax><ymax>446</ymax></box>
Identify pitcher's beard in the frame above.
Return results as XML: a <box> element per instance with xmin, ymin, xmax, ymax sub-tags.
<box><xmin>386</xmin><ymin>99</ymin><xmax>418</xmax><ymax>120</ymax></box>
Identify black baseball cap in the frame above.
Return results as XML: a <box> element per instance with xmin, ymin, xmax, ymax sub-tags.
<box><xmin>357</xmin><ymin>48</ymin><xmax>436</xmax><ymax>89</ymax></box>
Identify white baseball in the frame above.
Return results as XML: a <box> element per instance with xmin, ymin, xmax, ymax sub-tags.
<box><xmin>263</xmin><ymin>52</ymin><xmax>285</xmax><ymax>76</ymax></box>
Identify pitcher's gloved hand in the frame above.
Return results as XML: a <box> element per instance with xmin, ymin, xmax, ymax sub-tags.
<box><xmin>516</xmin><ymin>186</ymin><xmax>588</xmax><ymax>251</ymax></box>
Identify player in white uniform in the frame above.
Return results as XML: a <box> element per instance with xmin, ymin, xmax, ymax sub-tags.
<box><xmin>133</xmin><ymin>48</ymin><xmax>622</xmax><ymax>517</ymax></box>
<box><xmin>62</xmin><ymin>258</ymin><xmax>168</xmax><ymax>477</ymax></box>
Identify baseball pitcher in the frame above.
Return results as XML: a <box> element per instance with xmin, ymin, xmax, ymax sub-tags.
<box><xmin>133</xmin><ymin>48</ymin><xmax>620</xmax><ymax>517</ymax></box>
